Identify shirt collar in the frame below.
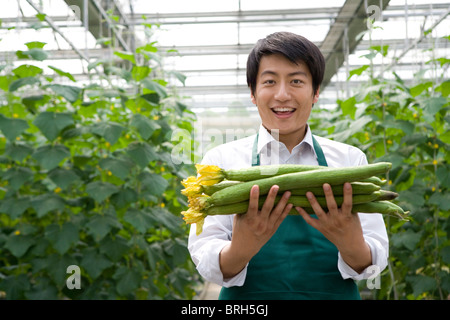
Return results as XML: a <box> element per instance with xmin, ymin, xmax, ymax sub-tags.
<box><xmin>257</xmin><ymin>124</ymin><xmax>317</xmax><ymax>158</ymax></box>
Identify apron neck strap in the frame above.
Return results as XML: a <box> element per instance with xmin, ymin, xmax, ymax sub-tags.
<box><xmin>251</xmin><ymin>132</ymin><xmax>328</xmax><ymax>167</ymax></box>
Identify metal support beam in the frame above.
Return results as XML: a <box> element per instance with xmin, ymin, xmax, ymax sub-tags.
<box><xmin>63</xmin><ymin>0</ymin><xmax>133</xmax><ymax>52</ymax></box>
<box><xmin>25</xmin><ymin>0</ymin><xmax>89</xmax><ymax>62</ymax></box>
<box><xmin>320</xmin><ymin>0</ymin><xmax>391</xmax><ymax>90</ymax></box>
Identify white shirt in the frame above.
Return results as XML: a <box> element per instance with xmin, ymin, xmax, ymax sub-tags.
<box><xmin>188</xmin><ymin>124</ymin><xmax>389</xmax><ymax>288</ymax></box>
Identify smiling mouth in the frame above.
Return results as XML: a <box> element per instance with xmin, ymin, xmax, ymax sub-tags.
<box><xmin>271</xmin><ymin>107</ymin><xmax>296</xmax><ymax>115</ymax></box>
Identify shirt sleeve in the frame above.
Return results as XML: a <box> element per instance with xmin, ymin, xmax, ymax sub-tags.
<box><xmin>187</xmin><ymin>214</ymin><xmax>248</xmax><ymax>287</ymax></box>
<box><xmin>336</xmin><ymin>153</ymin><xmax>389</xmax><ymax>280</ymax></box>
<box><xmin>187</xmin><ymin>149</ymin><xmax>247</xmax><ymax>287</ymax></box>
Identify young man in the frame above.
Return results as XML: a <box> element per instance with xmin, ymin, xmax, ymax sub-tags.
<box><xmin>188</xmin><ymin>32</ymin><xmax>389</xmax><ymax>300</ymax></box>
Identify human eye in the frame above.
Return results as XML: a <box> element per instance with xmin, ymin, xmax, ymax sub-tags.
<box><xmin>263</xmin><ymin>79</ymin><xmax>275</xmax><ymax>85</ymax></box>
<box><xmin>291</xmin><ymin>79</ymin><xmax>304</xmax><ymax>85</ymax></box>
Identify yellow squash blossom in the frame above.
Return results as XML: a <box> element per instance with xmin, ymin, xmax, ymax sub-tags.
<box><xmin>195</xmin><ymin>164</ymin><xmax>225</xmax><ymax>186</ymax></box>
<box><xmin>188</xmin><ymin>194</ymin><xmax>210</xmax><ymax>211</ymax></box>
<box><xmin>181</xmin><ymin>207</ymin><xmax>206</xmax><ymax>235</ymax></box>
<box><xmin>181</xmin><ymin>176</ymin><xmax>202</xmax><ymax>197</ymax></box>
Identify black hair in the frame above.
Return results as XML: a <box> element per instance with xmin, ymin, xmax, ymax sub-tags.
<box><xmin>246</xmin><ymin>31</ymin><xmax>325</xmax><ymax>96</ymax></box>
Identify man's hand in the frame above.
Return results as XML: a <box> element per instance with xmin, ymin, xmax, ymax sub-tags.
<box><xmin>296</xmin><ymin>182</ymin><xmax>372</xmax><ymax>274</ymax></box>
<box><xmin>219</xmin><ymin>185</ymin><xmax>292</xmax><ymax>279</ymax></box>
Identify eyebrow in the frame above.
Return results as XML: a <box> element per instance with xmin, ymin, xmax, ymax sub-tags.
<box><xmin>260</xmin><ymin>70</ymin><xmax>308</xmax><ymax>77</ymax></box>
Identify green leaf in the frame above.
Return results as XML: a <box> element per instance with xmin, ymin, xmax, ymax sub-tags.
<box><xmin>141</xmin><ymin>92</ymin><xmax>160</xmax><ymax>105</ymax></box>
<box><xmin>25</xmin><ymin>277</ymin><xmax>58</xmax><ymax>300</ymax></box>
<box><xmin>163</xmin><ymin>238</ymin><xmax>189</xmax><ymax>266</ymax></box>
<box><xmin>3</xmin><ymin>166</ymin><xmax>33</xmax><ymax>190</ymax></box>
<box><xmin>398</xmin><ymin>189</ymin><xmax>426</xmax><ymax>209</ymax></box>
<box><xmin>5</xmin><ymin>234</ymin><xmax>34</xmax><ymax>257</ymax></box>
<box><xmin>148</xmin><ymin>207</ymin><xmax>184</xmax><ymax>235</ymax></box>
<box><xmin>110</xmin><ymin>187</ymin><xmax>138</xmax><ymax>209</ymax></box>
<box><xmin>114</xmin><ymin>267</ymin><xmax>141</xmax><ymax>296</ymax></box>
<box><xmin>33</xmin><ymin>111</ymin><xmax>74</xmax><ymax>141</ymax></box>
<box><xmin>370</xmin><ymin>45</ymin><xmax>389</xmax><ymax>57</ymax></box>
<box><xmin>4</xmin><ymin>142</ymin><xmax>33</xmax><ymax>162</ymax></box>
<box><xmin>9</xmin><ymin>76</ymin><xmax>39</xmax><ymax>92</ymax></box>
<box><xmin>168</xmin><ymin>268</ymin><xmax>191</xmax><ymax>295</ymax></box>
<box><xmin>48</xmin><ymin>65</ymin><xmax>76</xmax><ymax>82</ymax></box>
<box><xmin>99</xmin><ymin>235</ymin><xmax>130</xmax><ymax>262</ymax></box>
<box><xmin>81</xmin><ymin>248</ymin><xmax>113</xmax><ymax>279</ymax></box>
<box><xmin>136</xmin><ymin>43</ymin><xmax>158</xmax><ymax>53</ymax></box>
<box><xmin>91</xmin><ymin>121</ymin><xmax>124</xmax><ymax>145</ymax></box>
<box><xmin>0</xmin><ymin>196</ymin><xmax>31</xmax><ymax>219</ymax></box>
<box><xmin>114</xmin><ymin>51</ymin><xmax>136</xmax><ymax>64</ymax></box>
<box><xmin>410</xmin><ymin>82</ymin><xmax>433</xmax><ymax>97</ymax></box>
<box><xmin>124</xmin><ymin>208</ymin><xmax>155</xmax><ymax>233</ymax></box>
<box><xmin>406</xmin><ymin>275</ymin><xmax>437</xmax><ymax>297</ymax></box>
<box><xmin>130</xmin><ymin>114</ymin><xmax>161</xmax><ymax>140</ymax></box>
<box><xmin>86</xmin><ymin>213</ymin><xmax>122</xmax><ymax>241</ymax></box>
<box><xmin>0</xmin><ymin>114</ymin><xmax>29</xmax><ymax>141</ymax></box>
<box><xmin>45</xmin><ymin>84</ymin><xmax>81</xmax><ymax>103</ymax></box>
<box><xmin>131</xmin><ymin>65</ymin><xmax>151</xmax><ymax>82</ymax></box>
<box><xmin>126</xmin><ymin>141</ymin><xmax>159</xmax><ymax>168</ymax></box>
<box><xmin>436</xmin><ymin>80</ymin><xmax>450</xmax><ymax>97</ymax></box>
<box><xmin>45</xmin><ymin>222</ymin><xmax>79</xmax><ymax>255</ymax></box>
<box><xmin>22</xmin><ymin>94</ymin><xmax>49</xmax><ymax>114</ymax></box>
<box><xmin>436</xmin><ymin>165</ymin><xmax>450</xmax><ymax>189</ymax></box>
<box><xmin>428</xmin><ymin>191</ymin><xmax>450</xmax><ymax>211</ymax></box>
<box><xmin>330</xmin><ymin>115</ymin><xmax>372</xmax><ymax>142</ymax></box>
<box><xmin>45</xmin><ymin>254</ymin><xmax>77</xmax><ymax>284</ymax></box>
<box><xmin>391</xmin><ymin>229</ymin><xmax>422</xmax><ymax>251</ymax></box>
<box><xmin>35</xmin><ymin>13</ymin><xmax>46</xmax><ymax>21</ymax></box>
<box><xmin>376</xmin><ymin>152</ymin><xmax>404</xmax><ymax>170</ymax></box>
<box><xmin>32</xmin><ymin>144</ymin><xmax>71</xmax><ymax>170</ymax></box>
<box><xmin>31</xmin><ymin>193</ymin><xmax>66</xmax><ymax>218</ymax></box>
<box><xmin>12</xmin><ymin>64</ymin><xmax>43</xmax><ymax>78</ymax></box>
<box><xmin>383</xmin><ymin>119</ymin><xmax>415</xmax><ymax>135</ymax></box>
<box><xmin>47</xmin><ymin>167</ymin><xmax>81</xmax><ymax>189</ymax></box>
<box><xmin>168</xmin><ymin>70</ymin><xmax>186</xmax><ymax>86</ymax></box>
<box><xmin>422</xmin><ymin>97</ymin><xmax>448</xmax><ymax>122</ymax></box>
<box><xmin>25</xmin><ymin>41</ymin><xmax>46</xmax><ymax>49</ymax></box>
<box><xmin>0</xmin><ymin>274</ymin><xmax>30</xmax><ymax>299</ymax></box>
<box><xmin>348</xmin><ymin>65</ymin><xmax>369</xmax><ymax>80</ymax></box>
<box><xmin>16</xmin><ymin>48</ymin><xmax>48</xmax><ymax>61</ymax></box>
<box><xmin>139</xmin><ymin>172</ymin><xmax>169</xmax><ymax>197</ymax></box>
<box><xmin>141</xmin><ymin>78</ymin><xmax>168</xmax><ymax>99</ymax></box>
<box><xmin>340</xmin><ymin>96</ymin><xmax>357</xmax><ymax>118</ymax></box>
<box><xmin>86</xmin><ymin>181</ymin><xmax>120</xmax><ymax>203</ymax></box>
<box><xmin>99</xmin><ymin>157</ymin><xmax>134</xmax><ymax>180</ymax></box>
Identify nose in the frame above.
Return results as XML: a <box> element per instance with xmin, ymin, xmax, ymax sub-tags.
<box><xmin>274</xmin><ymin>82</ymin><xmax>291</xmax><ymax>101</ymax></box>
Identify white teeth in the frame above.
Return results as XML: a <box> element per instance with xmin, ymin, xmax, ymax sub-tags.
<box><xmin>273</xmin><ymin>107</ymin><xmax>295</xmax><ymax>112</ymax></box>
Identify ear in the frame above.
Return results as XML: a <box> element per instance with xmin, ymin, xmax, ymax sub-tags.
<box><xmin>313</xmin><ymin>86</ymin><xmax>320</xmax><ymax>104</ymax></box>
<box><xmin>251</xmin><ymin>92</ymin><xmax>257</xmax><ymax>105</ymax></box>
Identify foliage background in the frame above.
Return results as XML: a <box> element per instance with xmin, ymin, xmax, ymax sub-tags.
<box><xmin>309</xmin><ymin>31</ymin><xmax>450</xmax><ymax>300</ymax></box>
<box><xmin>0</xmin><ymin>17</ymin><xmax>448</xmax><ymax>300</ymax></box>
<box><xmin>0</xmin><ymin>28</ymin><xmax>200</xmax><ymax>299</ymax></box>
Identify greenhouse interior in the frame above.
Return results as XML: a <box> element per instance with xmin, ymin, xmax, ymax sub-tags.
<box><xmin>0</xmin><ymin>0</ymin><xmax>449</xmax><ymax>302</ymax></box>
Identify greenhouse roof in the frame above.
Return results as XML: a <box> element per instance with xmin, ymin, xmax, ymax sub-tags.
<box><xmin>0</xmin><ymin>0</ymin><xmax>449</xmax><ymax>116</ymax></box>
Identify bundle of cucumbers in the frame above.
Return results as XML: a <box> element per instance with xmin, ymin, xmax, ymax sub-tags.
<box><xmin>181</xmin><ymin>162</ymin><xmax>409</xmax><ymax>235</ymax></box>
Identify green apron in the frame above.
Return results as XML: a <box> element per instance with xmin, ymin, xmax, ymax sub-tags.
<box><xmin>219</xmin><ymin>133</ymin><xmax>361</xmax><ymax>300</ymax></box>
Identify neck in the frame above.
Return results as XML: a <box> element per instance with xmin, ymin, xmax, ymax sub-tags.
<box><xmin>264</xmin><ymin>125</ymin><xmax>307</xmax><ymax>153</ymax></box>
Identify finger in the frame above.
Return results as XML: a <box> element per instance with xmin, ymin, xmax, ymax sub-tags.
<box><xmin>322</xmin><ymin>183</ymin><xmax>338</xmax><ymax>213</ymax></box>
<box><xmin>296</xmin><ymin>206</ymin><xmax>320</xmax><ymax>230</ymax></box>
<box><xmin>260</xmin><ymin>185</ymin><xmax>280</xmax><ymax>217</ymax></box>
<box><xmin>268</xmin><ymin>191</ymin><xmax>291</xmax><ymax>224</ymax></box>
<box><xmin>246</xmin><ymin>185</ymin><xmax>260</xmax><ymax>217</ymax></box>
<box><xmin>272</xmin><ymin>202</ymin><xmax>292</xmax><ymax>231</ymax></box>
<box><xmin>341</xmin><ymin>182</ymin><xmax>353</xmax><ymax>214</ymax></box>
<box><xmin>306</xmin><ymin>191</ymin><xmax>327</xmax><ymax>218</ymax></box>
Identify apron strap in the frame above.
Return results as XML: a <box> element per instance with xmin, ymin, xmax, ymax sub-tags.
<box><xmin>252</xmin><ymin>132</ymin><xmax>328</xmax><ymax>167</ymax></box>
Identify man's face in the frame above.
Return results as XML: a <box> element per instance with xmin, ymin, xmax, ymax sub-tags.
<box><xmin>251</xmin><ymin>54</ymin><xmax>319</xmax><ymax>139</ymax></box>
